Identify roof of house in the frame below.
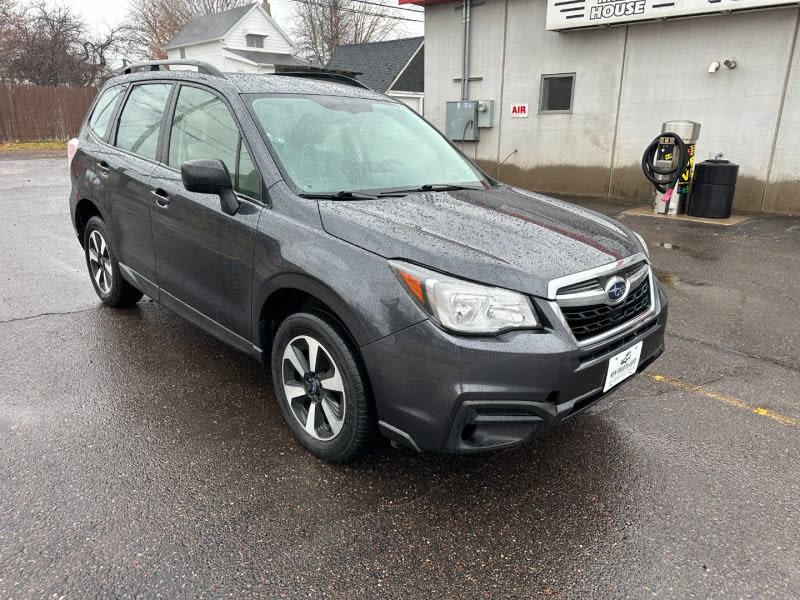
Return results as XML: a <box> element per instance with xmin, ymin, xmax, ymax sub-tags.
<box><xmin>391</xmin><ymin>44</ymin><xmax>423</xmax><ymax>93</ymax></box>
<box><xmin>165</xmin><ymin>4</ymin><xmax>254</xmax><ymax>49</ymax></box>
<box><xmin>224</xmin><ymin>49</ymin><xmax>309</xmax><ymax>66</ymax></box>
<box><xmin>325</xmin><ymin>37</ymin><xmax>424</xmax><ymax>93</ymax></box>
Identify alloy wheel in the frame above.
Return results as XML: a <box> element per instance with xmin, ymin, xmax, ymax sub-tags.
<box><xmin>281</xmin><ymin>335</ymin><xmax>346</xmax><ymax>441</ymax></box>
<box><xmin>88</xmin><ymin>230</ymin><xmax>113</xmax><ymax>295</ymax></box>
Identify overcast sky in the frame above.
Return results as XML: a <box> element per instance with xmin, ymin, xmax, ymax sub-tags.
<box><xmin>63</xmin><ymin>0</ymin><xmax>423</xmax><ymax>39</ymax></box>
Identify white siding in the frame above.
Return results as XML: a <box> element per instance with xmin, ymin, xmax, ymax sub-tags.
<box><xmin>222</xmin><ymin>54</ymin><xmax>276</xmax><ymax>73</ymax></box>
<box><xmin>166</xmin><ymin>41</ymin><xmax>226</xmax><ymax>71</ymax></box>
<box><xmin>223</xmin><ymin>55</ymin><xmax>255</xmax><ymax>73</ymax></box>
<box><xmin>224</xmin><ymin>6</ymin><xmax>292</xmax><ymax>53</ymax></box>
<box><xmin>389</xmin><ymin>93</ymin><xmax>424</xmax><ymax>115</ymax></box>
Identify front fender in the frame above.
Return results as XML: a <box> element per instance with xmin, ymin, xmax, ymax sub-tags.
<box><xmin>251</xmin><ymin>212</ymin><xmax>426</xmax><ymax>349</ymax></box>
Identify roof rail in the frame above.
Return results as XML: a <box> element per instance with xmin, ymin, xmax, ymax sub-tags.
<box><xmin>119</xmin><ymin>60</ymin><xmax>225</xmax><ymax>78</ymax></box>
<box><xmin>276</xmin><ymin>71</ymin><xmax>371</xmax><ymax>90</ymax></box>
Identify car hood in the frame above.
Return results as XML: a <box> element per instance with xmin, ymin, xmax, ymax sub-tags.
<box><xmin>317</xmin><ymin>185</ymin><xmax>642</xmax><ymax>298</ymax></box>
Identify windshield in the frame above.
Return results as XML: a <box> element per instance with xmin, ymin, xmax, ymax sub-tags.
<box><xmin>249</xmin><ymin>95</ymin><xmax>486</xmax><ymax>195</ymax></box>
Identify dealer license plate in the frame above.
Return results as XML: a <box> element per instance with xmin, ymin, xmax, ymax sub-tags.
<box><xmin>603</xmin><ymin>341</ymin><xmax>643</xmax><ymax>392</ymax></box>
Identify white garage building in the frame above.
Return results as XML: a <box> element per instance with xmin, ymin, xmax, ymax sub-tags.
<box><xmin>404</xmin><ymin>0</ymin><xmax>800</xmax><ymax>214</ymax></box>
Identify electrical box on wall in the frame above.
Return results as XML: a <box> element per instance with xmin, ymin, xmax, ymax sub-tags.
<box><xmin>477</xmin><ymin>100</ymin><xmax>494</xmax><ymax>128</ymax></box>
<box><xmin>445</xmin><ymin>101</ymin><xmax>479</xmax><ymax>141</ymax></box>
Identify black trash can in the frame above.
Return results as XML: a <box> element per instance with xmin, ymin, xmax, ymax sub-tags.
<box><xmin>688</xmin><ymin>159</ymin><xmax>739</xmax><ymax>218</ymax></box>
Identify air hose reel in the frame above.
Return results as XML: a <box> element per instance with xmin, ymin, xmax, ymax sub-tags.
<box><xmin>641</xmin><ymin>121</ymin><xmax>701</xmax><ymax>215</ymax></box>
<box><xmin>641</xmin><ymin>132</ymin><xmax>688</xmax><ymax>194</ymax></box>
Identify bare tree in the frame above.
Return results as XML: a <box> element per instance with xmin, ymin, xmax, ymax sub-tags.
<box><xmin>0</xmin><ymin>1</ymin><xmax>120</xmax><ymax>86</ymax></box>
<box><xmin>0</xmin><ymin>0</ymin><xmax>15</xmax><ymax>28</ymax></box>
<box><xmin>0</xmin><ymin>0</ymin><xmax>18</xmax><ymax>79</ymax></box>
<box><xmin>122</xmin><ymin>0</ymin><xmax>252</xmax><ymax>60</ymax></box>
<box><xmin>292</xmin><ymin>0</ymin><xmax>401</xmax><ymax>65</ymax></box>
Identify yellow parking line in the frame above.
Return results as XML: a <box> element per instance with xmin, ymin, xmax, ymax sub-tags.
<box><xmin>646</xmin><ymin>374</ymin><xmax>798</xmax><ymax>427</ymax></box>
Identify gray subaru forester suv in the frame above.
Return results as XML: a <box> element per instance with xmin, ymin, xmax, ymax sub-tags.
<box><xmin>68</xmin><ymin>61</ymin><xmax>667</xmax><ymax>462</ymax></box>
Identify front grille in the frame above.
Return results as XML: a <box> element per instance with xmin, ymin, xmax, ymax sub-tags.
<box><xmin>558</xmin><ymin>261</ymin><xmax>647</xmax><ymax>296</ymax></box>
<box><xmin>561</xmin><ymin>278</ymin><xmax>651</xmax><ymax>342</ymax></box>
<box><xmin>579</xmin><ymin>318</ymin><xmax>659</xmax><ymax>365</ymax></box>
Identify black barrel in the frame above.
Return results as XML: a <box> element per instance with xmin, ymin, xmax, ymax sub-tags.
<box><xmin>688</xmin><ymin>159</ymin><xmax>739</xmax><ymax>218</ymax></box>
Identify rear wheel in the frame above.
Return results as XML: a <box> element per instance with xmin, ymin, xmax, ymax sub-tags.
<box><xmin>271</xmin><ymin>312</ymin><xmax>376</xmax><ymax>462</ymax></box>
<box><xmin>84</xmin><ymin>216</ymin><xmax>143</xmax><ymax>307</ymax></box>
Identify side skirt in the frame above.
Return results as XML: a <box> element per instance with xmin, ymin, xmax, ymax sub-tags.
<box><xmin>119</xmin><ymin>263</ymin><xmax>263</xmax><ymax>362</ymax></box>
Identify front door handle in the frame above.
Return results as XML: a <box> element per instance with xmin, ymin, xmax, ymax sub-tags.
<box><xmin>151</xmin><ymin>188</ymin><xmax>170</xmax><ymax>207</ymax></box>
<box><xmin>97</xmin><ymin>161</ymin><xmax>110</xmax><ymax>176</ymax></box>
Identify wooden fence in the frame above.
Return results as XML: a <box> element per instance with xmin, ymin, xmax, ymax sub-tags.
<box><xmin>0</xmin><ymin>85</ymin><xmax>98</xmax><ymax>142</ymax></box>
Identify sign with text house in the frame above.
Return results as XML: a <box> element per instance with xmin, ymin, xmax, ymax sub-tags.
<box><xmin>546</xmin><ymin>0</ymin><xmax>797</xmax><ymax>30</ymax></box>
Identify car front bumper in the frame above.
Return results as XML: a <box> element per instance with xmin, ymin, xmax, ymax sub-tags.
<box><xmin>361</xmin><ymin>283</ymin><xmax>668</xmax><ymax>453</ymax></box>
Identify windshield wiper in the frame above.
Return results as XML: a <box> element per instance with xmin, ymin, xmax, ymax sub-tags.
<box><xmin>377</xmin><ymin>183</ymin><xmax>483</xmax><ymax>196</ymax></box>
<box><xmin>298</xmin><ymin>190</ymin><xmax>377</xmax><ymax>200</ymax></box>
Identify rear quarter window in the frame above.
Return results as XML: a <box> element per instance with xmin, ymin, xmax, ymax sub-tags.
<box><xmin>87</xmin><ymin>86</ymin><xmax>124</xmax><ymax>140</ymax></box>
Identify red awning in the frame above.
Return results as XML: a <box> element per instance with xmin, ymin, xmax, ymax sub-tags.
<box><xmin>398</xmin><ymin>0</ymin><xmax>453</xmax><ymax>6</ymax></box>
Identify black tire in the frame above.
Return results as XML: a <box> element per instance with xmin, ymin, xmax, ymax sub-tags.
<box><xmin>271</xmin><ymin>311</ymin><xmax>377</xmax><ymax>462</ymax></box>
<box><xmin>83</xmin><ymin>216</ymin><xmax>143</xmax><ymax>307</ymax></box>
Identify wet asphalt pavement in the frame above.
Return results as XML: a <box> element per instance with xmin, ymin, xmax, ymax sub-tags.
<box><xmin>1</xmin><ymin>154</ymin><xmax>799</xmax><ymax>599</ymax></box>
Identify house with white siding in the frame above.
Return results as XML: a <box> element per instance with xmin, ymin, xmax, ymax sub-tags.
<box><xmin>164</xmin><ymin>3</ymin><xmax>308</xmax><ymax>73</ymax></box>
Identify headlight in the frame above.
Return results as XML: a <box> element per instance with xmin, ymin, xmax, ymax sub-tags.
<box><xmin>389</xmin><ymin>260</ymin><xmax>540</xmax><ymax>335</ymax></box>
<box><xmin>633</xmin><ymin>231</ymin><xmax>650</xmax><ymax>259</ymax></box>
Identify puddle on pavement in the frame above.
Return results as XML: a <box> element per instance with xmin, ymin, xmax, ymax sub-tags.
<box><xmin>653</xmin><ymin>239</ymin><xmax>718</xmax><ymax>260</ymax></box>
<box><xmin>653</xmin><ymin>269</ymin><xmax>675</xmax><ymax>287</ymax></box>
<box><xmin>652</xmin><ymin>268</ymin><xmax>710</xmax><ymax>289</ymax></box>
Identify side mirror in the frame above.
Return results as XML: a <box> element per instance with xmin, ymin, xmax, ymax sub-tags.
<box><xmin>181</xmin><ymin>159</ymin><xmax>240</xmax><ymax>216</ymax></box>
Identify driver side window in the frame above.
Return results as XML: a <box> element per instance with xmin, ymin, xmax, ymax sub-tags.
<box><xmin>168</xmin><ymin>85</ymin><xmax>261</xmax><ymax>200</ymax></box>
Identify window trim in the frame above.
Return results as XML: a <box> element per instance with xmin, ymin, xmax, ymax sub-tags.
<box><xmin>538</xmin><ymin>73</ymin><xmax>576</xmax><ymax>115</ymax></box>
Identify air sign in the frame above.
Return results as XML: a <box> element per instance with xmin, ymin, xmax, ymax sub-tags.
<box><xmin>546</xmin><ymin>0</ymin><xmax>797</xmax><ymax>30</ymax></box>
<box><xmin>510</xmin><ymin>104</ymin><xmax>529</xmax><ymax>118</ymax></box>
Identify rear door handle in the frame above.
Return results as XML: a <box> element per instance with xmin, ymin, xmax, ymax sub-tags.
<box><xmin>151</xmin><ymin>188</ymin><xmax>170</xmax><ymax>207</ymax></box>
<box><xmin>97</xmin><ymin>161</ymin><xmax>110</xmax><ymax>176</ymax></box>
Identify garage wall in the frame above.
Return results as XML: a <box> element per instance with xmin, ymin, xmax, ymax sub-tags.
<box><xmin>425</xmin><ymin>0</ymin><xmax>507</xmax><ymax>164</ymax></box>
<box><xmin>496</xmin><ymin>0</ymin><xmax>626</xmax><ymax>196</ymax></box>
<box><xmin>610</xmin><ymin>11</ymin><xmax>798</xmax><ymax>210</ymax></box>
<box><xmin>766</xmin><ymin>19</ymin><xmax>800</xmax><ymax>214</ymax></box>
<box><xmin>423</xmin><ymin>0</ymin><xmax>800</xmax><ymax>214</ymax></box>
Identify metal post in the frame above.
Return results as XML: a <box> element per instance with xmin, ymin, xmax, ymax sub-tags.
<box><xmin>461</xmin><ymin>0</ymin><xmax>471</xmax><ymax>101</ymax></box>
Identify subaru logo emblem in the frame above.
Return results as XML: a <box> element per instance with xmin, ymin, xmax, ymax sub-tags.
<box><xmin>605</xmin><ymin>276</ymin><xmax>629</xmax><ymax>304</ymax></box>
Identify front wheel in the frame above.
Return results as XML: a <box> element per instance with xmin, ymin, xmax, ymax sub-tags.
<box><xmin>83</xmin><ymin>216</ymin><xmax>143</xmax><ymax>307</ymax></box>
<box><xmin>271</xmin><ymin>312</ymin><xmax>376</xmax><ymax>462</ymax></box>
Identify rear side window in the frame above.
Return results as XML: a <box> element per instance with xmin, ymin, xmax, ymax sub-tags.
<box><xmin>169</xmin><ymin>85</ymin><xmax>260</xmax><ymax>199</ymax></box>
<box><xmin>88</xmin><ymin>86</ymin><xmax>123</xmax><ymax>139</ymax></box>
<box><xmin>115</xmin><ymin>84</ymin><xmax>172</xmax><ymax>160</ymax></box>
